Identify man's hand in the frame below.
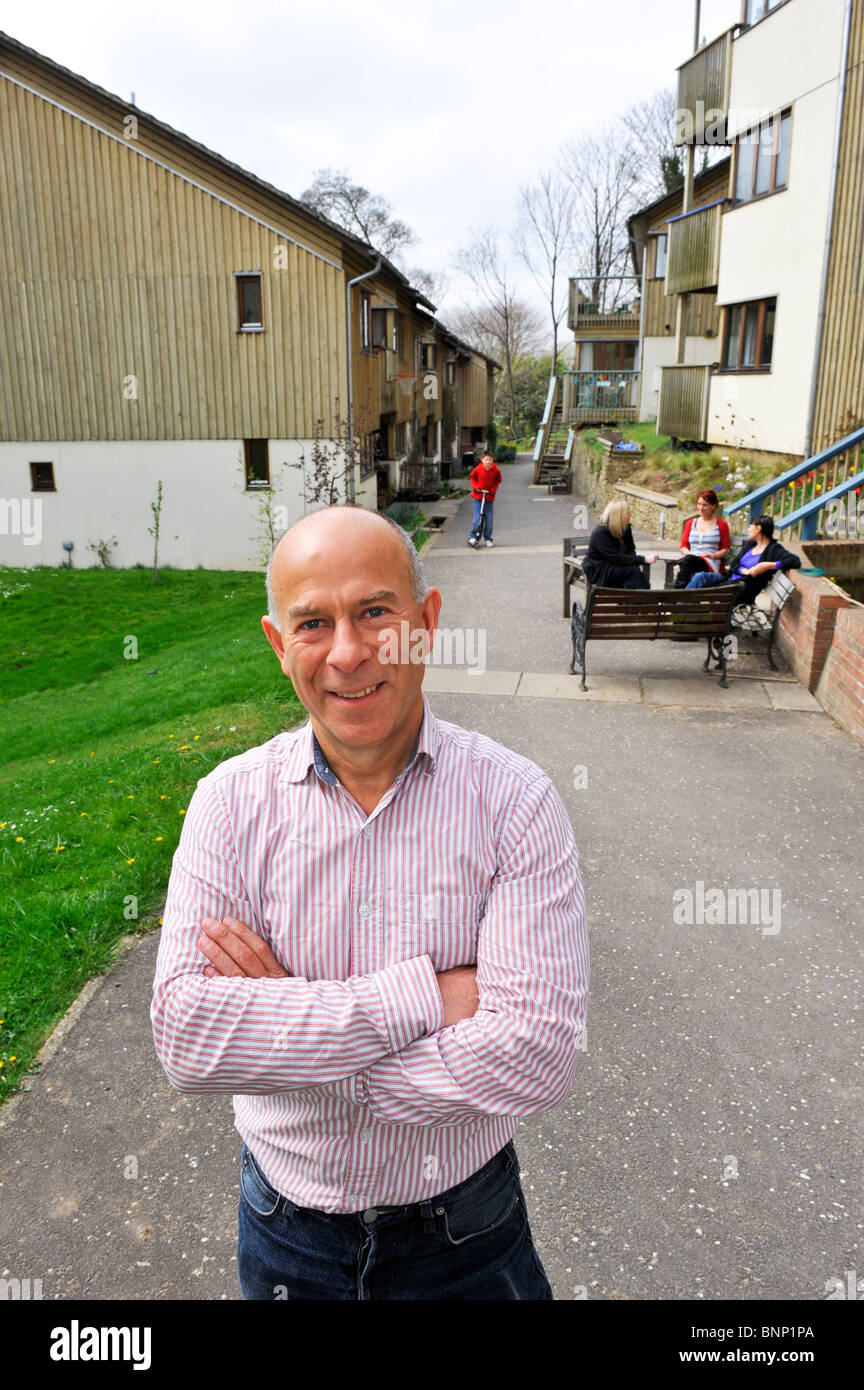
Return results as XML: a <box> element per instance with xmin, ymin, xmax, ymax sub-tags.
<box><xmin>435</xmin><ymin>965</ymin><xmax>479</xmax><ymax>1027</ymax></box>
<box><xmin>198</xmin><ymin>916</ymin><xmax>291</xmax><ymax>979</ymax></box>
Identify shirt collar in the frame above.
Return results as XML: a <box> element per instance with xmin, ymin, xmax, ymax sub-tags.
<box><xmin>280</xmin><ymin>691</ymin><xmax>440</xmax><ymax>786</ymax></box>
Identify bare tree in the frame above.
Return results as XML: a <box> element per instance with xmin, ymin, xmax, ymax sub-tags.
<box><xmin>562</xmin><ymin>125</ymin><xmax>644</xmax><ymax>314</ymax></box>
<box><xmin>300</xmin><ymin>168</ymin><xmax>418</xmax><ymax>260</ymax></box>
<box><xmin>621</xmin><ymin>88</ymin><xmax>684</xmax><ymax>199</ymax></box>
<box><xmin>405</xmin><ymin>265</ymin><xmax>448</xmax><ymax>306</ymax></box>
<box><xmin>452</xmin><ymin>229</ymin><xmax>546</xmax><ymax>434</ymax></box>
<box><xmin>513</xmin><ymin>169</ymin><xmax>575</xmax><ymax>373</ymax></box>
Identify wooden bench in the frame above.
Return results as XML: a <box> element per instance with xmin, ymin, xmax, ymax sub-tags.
<box><xmin>569</xmin><ymin>583</ymin><xmax>745</xmax><ymax>690</ymax></box>
<box><xmin>563</xmin><ymin>534</ymin><xmax>651</xmax><ymax>617</ymax></box>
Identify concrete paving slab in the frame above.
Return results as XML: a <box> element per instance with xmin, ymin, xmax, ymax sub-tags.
<box><xmin>420</xmin><ymin>667</ymin><xmax>521</xmax><ymax>696</ymax></box>
<box><xmin>641</xmin><ymin>676</ymin><xmax>772</xmax><ymax>709</ymax></box>
<box><xmin>517</xmin><ymin>671</ymin><xmax>641</xmax><ymax>703</ymax></box>
<box><xmin>428</xmin><ymin>543</ymin><xmax>562</xmax><ymax>557</ymax></box>
<box><xmin>764</xmin><ymin>681</ymin><xmax>823</xmax><ymax>711</ymax></box>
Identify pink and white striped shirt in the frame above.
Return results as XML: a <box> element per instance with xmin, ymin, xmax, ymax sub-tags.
<box><xmin>151</xmin><ymin>693</ymin><xmax>588</xmax><ymax>1212</ymax></box>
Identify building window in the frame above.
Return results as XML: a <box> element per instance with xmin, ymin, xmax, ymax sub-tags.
<box><xmin>444</xmin><ymin>359</ymin><xmax>456</xmax><ymax>386</ymax></box>
<box><xmin>721</xmin><ymin>298</ymin><xmax>776</xmax><ymax>371</ymax></box>
<box><xmin>395</xmin><ymin>421</ymin><xmax>406</xmax><ymax>454</ymax></box>
<box><xmin>30</xmin><ymin>460</ymin><xmax>56</xmax><ymax>491</ymax></box>
<box><xmin>371</xmin><ymin>308</ymin><xmax>388</xmax><ymax>350</ymax></box>
<box><xmin>393</xmin><ymin>312</ymin><xmax>405</xmax><ymax>361</ymax></box>
<box><xmin>734</xmin><ymin>111</ymin><xmax>791</xmax><ymax>203</ymax></box>
<box><xmin>745</xmin><ymin>0</ymin><xmax>786</xmax><ymax>25</ymax></box>
<box><xmin>236</xmin><ymin>274</ymin><xmax>263</xmax><ymax>331</ymax></box>
<box><xmin>244</xmin><ymin>438</ymin><xmax>270</xmax><ymax>489</ymax></box>
<box><xmin>360</xmin><ymin>292</ymin><xmax>371</xmax><ymax>351</ymax></box>
<box><xmin>420</xmin><ymin>342</ymin><xmax>436</xmax><ymax>371</ymax></box>
<box><xmin>653</xmin><ymin>234</ymin><xmax>668</xmax><ymax>279</ymax></box>
<box><xmin>359</xmin><ymin>434</ymin><xmax>375</xmax><ymax>481</ymax></box>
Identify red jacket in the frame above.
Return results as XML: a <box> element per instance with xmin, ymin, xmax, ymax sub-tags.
<box><xmin>681</xmin><ymin>515</ymin><xmax>731</xmax><ymax>557</ymax></box>
<box><xmin>470</xmin><ymin>462</ymin><xmax>502</xmax><ymax>501</ymax></box>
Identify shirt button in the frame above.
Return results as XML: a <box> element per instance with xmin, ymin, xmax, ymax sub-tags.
<box><xmin>363</xmin><ymin>825</ymin><xmax>373</xmax><ymax>839</ymax></box>
<box><xmin>359</xmin><ymin>1129</ymin><xmax>373</xmax><ymax>1142</ymax></box>
<box><xmin>359</xmin><ymin>902</ymin><xmax>371</xmax><ymax>917</ymax></box>
<box><xmin>346</xmin><ymin>1194</ymin><xmax>360</xmax><ymax>1209</ymax></box>
<box><xmin>362</xmin><ymin>1208</ymin><xmax>378</xmax><ymax>1224</ymax></box>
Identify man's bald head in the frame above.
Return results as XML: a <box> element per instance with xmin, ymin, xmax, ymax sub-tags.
<box><xmin>265</xmin><ymin>506</ymin><xmax>429</xmax><ymax>631</ymax></box>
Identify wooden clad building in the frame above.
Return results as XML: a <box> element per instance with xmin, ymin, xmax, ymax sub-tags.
<box><xmin>0</xmin><ymin>32</ymin><xmax>495</xmax><ymax>569</ymax></box>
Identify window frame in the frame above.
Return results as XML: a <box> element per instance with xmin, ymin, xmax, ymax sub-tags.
<box><xmin>420</xmin><ymin>342</ymin><xmax>437</xmax><ymax>371</ymax></box>
<box><xmin>359</xmin><ymin>433</ymin><xmax>375</xmax><ymax>481</ymax></box>
<box><xmin>652</xmin><ymin>233</ymin><xmax>668</xmax><ymax>280</ymax></box>
<box><xmin>29</xmin><ymin>460</ymin><xmax>56</xmax><ymax>491</ymax></box>
<box><xmin>243</xmin><ymin>438</ymin><xmax>270</xmax><ymax>490</ymax></box>
<box><xmin>235</xmin><ymin>272</ymin><xmax>264</xmax><ymax>332</ymax></box>
<box><xmin>393</xmin><ymin>311</ymin><xmax>405</xmax><ymax>361</ymax></box>
<box><xmin>744</xmin><ymin>0</ymin><xmax>791</xmax><ymax>28</ymax></box>
<box><xmin>360</xmin><ymin>291</ymin><xmax>372</xmax><ymax>352</ymax></box>
<box><xmin>718</xmin><ymin>296</ymin><xmax>776</xmax><ymax>373</ymax></box>
<box><xmin>733</xmin><ymin>109</ymin><xmax>791</xmax><ymax>206</ymax></box>
<box><xmin>370</xmin><ymin>307</ymin><xmax>388</xmax><ymax>350</ymax></box>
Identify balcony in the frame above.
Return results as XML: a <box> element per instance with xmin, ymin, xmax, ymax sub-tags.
<box><xmin>568</xmin><ymin>277</ymin><xmax>640</xmax><ymax>336</ymax></box>
<box><xmin>563</xmin><ymin>370</ymin><xmax>641</xmax><ymax>424</ymax></box>
<box><xmin>658</xmin><ymin>364</ymin><xmax>713</xmax><ymax>441</ymax></box>
<box><xmin>665</xmin><ymin>199</ymin><xmax>725</xmax><ymax>295</ymax></box>
<box><xmin>674</xmin><ymin>26</ymin><xmax>735</xmax><ymax>145</ymax></box>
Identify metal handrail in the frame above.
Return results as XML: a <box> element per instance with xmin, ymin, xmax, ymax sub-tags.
<box><xmin>724</xmin><ymin>424</ymin><xmax>864</xmax><ymax>540</ymax></box>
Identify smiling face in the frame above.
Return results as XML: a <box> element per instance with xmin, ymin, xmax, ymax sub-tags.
<box><xmin>261</xmin><ymin>509</ymin><xmax>441</xmax><ymax>763</ymax></box>
<box><xmin>697</xmin><ymin>496</ymin><xmax>716</xmax><ymax>518</ymax></box>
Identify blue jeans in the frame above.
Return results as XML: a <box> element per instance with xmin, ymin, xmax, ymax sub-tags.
<box><xmin>686</xmin><ymin>570</ymin><xmax>728</xmax><ymax>589</ymax></box>
<box><xmin>237</xmin><ymin>1140</ymin><xmax>553</xmax><ymax>1301</ymax></box>
<box><xmin>470</xmin><ymin>498</ymin><xmax>493</xmax><ymax>542</ymax></box>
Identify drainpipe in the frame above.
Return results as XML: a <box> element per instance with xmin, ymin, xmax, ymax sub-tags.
<box><xmin>345</xmin><ymin>257</ymin><xmax>382</xmax><ymax>502</ymax></box>
<box><xmin>629</xmin><ymin>233</ymin><xmax>648</xmax><ymax>416</ymax></box>
<box><xmin>803</xmin><ymin>0</ymin><xmax>852</xmax><ymax>460</ymax></box>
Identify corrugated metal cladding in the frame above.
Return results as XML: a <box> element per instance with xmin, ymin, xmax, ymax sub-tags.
<box><xmin>0</xmin><ymin>73</ymin><xmax>347</xmax><ymax>441</ymax></box>
<box><xmin>810</xmin><ymin>0</ymin><xmax>864</xmax><ymax>452</ymax></box>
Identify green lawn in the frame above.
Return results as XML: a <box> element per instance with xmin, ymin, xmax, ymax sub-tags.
<box><xmin>0</xmin><ymin>566</ymin><xmax>305</xmax><ymax>1101</ymax></box>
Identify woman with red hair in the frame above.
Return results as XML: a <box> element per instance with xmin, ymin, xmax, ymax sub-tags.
<box><xmin>674</xmin><ymin>489</ymin><xmax>731</xmax><ymax>588</ymax></box>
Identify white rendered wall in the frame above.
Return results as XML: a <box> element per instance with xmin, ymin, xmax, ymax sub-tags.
<box><xmin>0</xmin><ymin>440</ymin><xmax>374</xmax><ymax>570</ymax></box>
<box><xmin>707</xmin><ymin>0</ymin><xmax>846</xmax><ymax>455</ymax></box>
<box><xmin>639</xmin><ymin>335</ymin><xmax>720</xmax><ymax>422</ymax></box>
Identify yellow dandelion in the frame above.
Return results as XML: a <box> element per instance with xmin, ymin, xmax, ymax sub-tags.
<box><xmin>160</xmin><ymin>795</ymin><xmax>167</xmax><ymax>800</ymax></box>
<box><xmin>0</xmin><ymin>1061</ymin><xmax>4</xmax><ymax>1068</ymax></box>
<box><xmin>108</xmin><ymin>779</ymin><xmax>114</xmax><ymax>783</ymax></box>
<box><xmin>90</xmin><ymin>752</ymin><xmax>95</xmax><ymax>757</ymax></box>
<box><xmin>0</xmin><ymin>822</ymin><xmax>5</xmax><ymax>828</ymax></box>
<box><xmin>180</xmin><ymin>744</ymin><xmax>190</xmax><ymax>751</ymax></box>
<box><xmin>56</xmin><ymin>845</ymin><xmax>65</xmax><ymax>852</ymax></box>
<box><xmin>193</xmin><ymin>735</ymin><xmax>200</xmax><ymax>741</ymax></box>
<box><xmin>127</xmin><ymin>795</ymin><xmax>134</xmax><ymax>800</ymax></box>
<box><xmin>158</xmin><ymin>917</ymin><xmax>163</xmax><ymax>925</ymax></box>
<box><xmin>15</xmin><ymin>836</ymin><xmax>24</xmax><ymax>843</ymax></box>
<box><xmin>48</xmin><ymin>758</ymin><xmax>56</xmax><ymax>764</ymax></box>
<box><xmin>80</xmin><ymin>812</ymin><xmax>88</xmax><ymax>817</ymax></box>
<box><xmin>168</xmin><ymin>734</ymin><xmax>174</xmax><ymax>739</ymax></box>
<box><xmin>126</xmin><ymin>857</ymin><xmax>135</xmax><ymax>864</ymax></box>
<box><xmin>155</xmin><ymin>836</ymin><xmax>164</xmax><ymax>842</ymax></box>
<box><xmin>152</xmin><ymin>759</ymin><xmax>160</xmax><ymax>765</ymax></box>
<box><xmin>179</xmin><ymin>809</ymin><xmax>186</xmax><ymax>816</ymax></box>
<box><xmin>9</xmin><ymin>1057</ymin><xmax>15</xmax><ymax>1063</ymax></box>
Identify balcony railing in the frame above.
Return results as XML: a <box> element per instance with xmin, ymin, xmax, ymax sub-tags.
<box><xmin>568</xmin><ymin>277</ymin><xmax>640</xmax><ymax>333</ymax></box>
<box><xmin>666</xmin><ymin>199</ymin><xmax>725</xmax><ymax>295</ymax></box>
<box><xmin>563</xmin><ymin>370</ymin><xmax>641</xmax><ymax>423</ymax></box>
<box><xmin>675</xmin><ymin>26</ymin><xmax>735</xmax><ymax>145</ymax></box>
<box><xmin>658</xmin><ymin>364</ymin><xmax>713</xmax><ymax>441</ymax></box>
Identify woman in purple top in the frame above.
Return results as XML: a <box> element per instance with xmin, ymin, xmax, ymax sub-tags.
<box><xmin>685</xmin><ymin>514</ymin><xmax>801</xmax><ymax>603</ymax></box>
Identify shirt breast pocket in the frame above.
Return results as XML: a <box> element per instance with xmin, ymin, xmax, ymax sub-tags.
<box><xmin>390</xmin><ymin>892</ymin><xmax>485</xmax><ymax>972</ymax></box>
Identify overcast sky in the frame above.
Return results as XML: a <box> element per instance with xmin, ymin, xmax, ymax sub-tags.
<box><xmin>3</xmin><ymin>0</ymin><xmax>740</xmax><ymax>324</ymax></box>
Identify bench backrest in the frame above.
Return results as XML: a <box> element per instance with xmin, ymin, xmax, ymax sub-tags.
<box><xmin>584</xmin><ymin>585</ymin><xmax>743</xmax><ymax>640</ymax></box>
<box><xmin>763</xmin><ymin>569</ymin><xmax>795</xmax><ymax>613</ymax></box>
<box><xmin>564</xmin><ymin>533</ymin><xmax>592</xmax><ymax>560</ymax></box>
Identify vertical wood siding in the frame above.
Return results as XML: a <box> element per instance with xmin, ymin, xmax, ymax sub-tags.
<box><xmin>0</xmin><ymin>71</ymin><xmax>347</xmax><ymax>440</ymax></box>
<box><xmin>810</xmin><ymin>0</ymin><xmax>864</xmax><ymax>452</ymax></box>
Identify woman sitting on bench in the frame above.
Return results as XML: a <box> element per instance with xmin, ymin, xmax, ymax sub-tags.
<box><xmin>685</xmin><ymin>514</ymin><xmax>801</xmax><ymax>603</ymax></box>
<box><xmin>675</xmin><ymin>489</ymin><xmax>731</xmax><ymax>587</ymax></box>
<box><xmin>582</xmin><ymin>500</ymin><xmax>658</xmax><ymax>590</ymax></box>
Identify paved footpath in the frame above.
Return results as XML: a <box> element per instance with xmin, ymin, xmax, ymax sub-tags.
<box><xmin>1</xmin><ymin>457</ymin><xmax>862</xmax><ymax>1301</ymax></box>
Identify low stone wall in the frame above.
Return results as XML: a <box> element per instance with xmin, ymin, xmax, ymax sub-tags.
<box><xmin>571</xmin><ymin>439</ymin><xmax>682</xmax><ymax>539</ymax></box>
<box><xmin>614</xmin><ymin>483</ymin><xmax>681</xmax><ymax>541</ymax></box>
